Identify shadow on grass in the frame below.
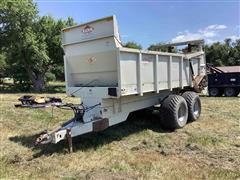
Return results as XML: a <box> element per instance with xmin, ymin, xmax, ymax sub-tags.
<box><xmin>9</xmin><ymin>110</ymin><xmax>172</xmax><ymax>158</ymax></box>
<box><xmin>0</xmin><ymin>83</ymin><xmax>65</xmax><ymax>94</ymax></box>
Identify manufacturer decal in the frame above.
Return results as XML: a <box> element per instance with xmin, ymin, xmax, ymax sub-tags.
<box><xmin>87</xmin><ymin>57</ymin><xmax>96</xmax><ymax>64</ymax></box>
<box><xmin>81</xmin><ymin>25</ymin><xmax>94</xmax><ymax>34</ymax></box>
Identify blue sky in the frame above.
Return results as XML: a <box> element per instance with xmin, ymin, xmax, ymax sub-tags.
<box><xmin>37</xmin><ymin>1</ymin><xmax>240</xmax><ymax>48</ymax></box>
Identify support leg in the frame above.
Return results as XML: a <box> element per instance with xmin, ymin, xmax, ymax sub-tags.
<box><xmin>66</xmin><ymin>128</ymin><xmax>73</xmax><ymax>153</ymax></box>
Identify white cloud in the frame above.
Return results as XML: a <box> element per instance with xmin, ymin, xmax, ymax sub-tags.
<box><xmin>172</xmin><ymin>32</ymin><xmax>202</xmax><ymax>42</ymax></box>
<box><xmin>206</xmin><ymin>24</ymin><xmax>227</xmax><ymax>30</ymax></box>
<box><xmin>205</xmin><ymin>39</ymin><xmax>218</xmax><ymax>44</ymax></box>
<box><xmin>217</xmin><ymin>25</ymin><xmax>227</xmax><ymax>29</ymax></box>
<box><xmin>202</xmin><ymin>31</ymin><xmax>216</xmax><ymax>38</ymax></box>
<box><xmin>172</xmin><ymin>24</ymin><xmax>227</xmax><ymax>43</ymax></box>
<box><xmin>227</xmin><ymin>35</ymin><xmax>240</xmax><ymax>41</ymax></box>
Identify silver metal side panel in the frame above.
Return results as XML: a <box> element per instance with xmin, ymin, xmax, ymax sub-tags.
<box><xmin>118</xmin><ymin>48</ymin><xmax>194</xmax><ymax>96</ymax></box>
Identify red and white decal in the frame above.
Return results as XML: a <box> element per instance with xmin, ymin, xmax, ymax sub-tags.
<box><xmin>86</xmin><ymin>57</ymin><xmax>96</xmax><ymax>64</ymax></box>
<box><xmin>81</xmin><ymin>25</ymin><xmax>94</xmax><ymax>34</ymax></box>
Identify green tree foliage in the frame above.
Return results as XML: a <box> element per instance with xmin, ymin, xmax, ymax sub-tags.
<box><xmin>0</xmin><ymin>0</ymin><xmax>75</xmax><ymax>91</ymax></box>
<box><xmin>0</xmin><ymin>51</ymin><xmax>7</xmax><ymax>82</ymax></box>
<box><xmin>205</xmin><ymin>38</ymin><xmax>240</xmax><ymax>66</ymax></box>
<box><xmin>148</xmin><ymin>43</ymin><xmax>169</xmax><ymax>52</ymax></box>
<box><xmin>1</xmin><ymin>0</ymin><xmax>48</xmax><ymax>91</ymax></box>
<box><xmin>124</xmin><ymin>41</ymin><xmax>142</xmax><ymax>49</ymax></box>
<box><xmin>36</xmin><ymin>16</ymin><xmax>75</xmax><ymax>81</ymax></box>
<box><xmin>0</xmin><ymin>0</ymin><xmax>239</xmax><ymax>92</ymax></box>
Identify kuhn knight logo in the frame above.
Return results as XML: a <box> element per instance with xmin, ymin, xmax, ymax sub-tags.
<box><xmin>87</xmin><ymin>56</ymin><xmax>96</xmax><ymax>64</ymax></box>
<box><xmin>82</xmin><ymin>25</ymin><xmax>94</xmax><ymax>34</ymax></box>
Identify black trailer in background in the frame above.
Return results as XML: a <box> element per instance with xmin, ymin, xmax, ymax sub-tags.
<box><xmin>207</xmin><ymin>65</ymin><xmax>240</xmax><ymax>97</ymax></box>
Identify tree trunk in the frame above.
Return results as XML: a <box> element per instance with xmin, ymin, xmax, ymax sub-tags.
<box><xmin>20</xmin><ymin>49</ymin><xmax>46</xmax><ymax>92</ymax></box>
<box><xmin>32</xmin><ymin>75</ymin><xmax>45</xmax><ymax>92</ymax></box>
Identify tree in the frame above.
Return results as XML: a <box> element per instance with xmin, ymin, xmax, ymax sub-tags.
<box><xmin>224</xmin><ymin>38</ymin><xmax>232</xmax><ymax>47</ymax></box>
<box><xmin>124</xmin><ymin>41</ymin><xmax>142</xmax><ymax>49</ymax></box>
<box><xmin>0</xmin><ymin>51</ymin><xmax>7</xmax><ymax>83</ymax></box>
<box><xmin>0</xmin><ymin>0</ymin><xmax>49</xmax><ymax>91</ymax></box>
<box><xmin>35</xmin><ymin>16</ymin><xmax>75</xmax><ymax>81</ymax></box>
<box><xmin>229</xmin><ymin>39</ymin><xmax>240</xmax><ymax>65</ymax></box>
<box><xmin>0</xmin><ymin>1</ymin><xmax>75</xmax><ymax>91</ymax></box>
<box><xmin>148</xmin><ymin>43</ymin><xmax>169</xmax><ymax>52</ymax></box>
<box><xmin>205</xmin><ymin>38</ymin><xmax>240</xmax><ymax>66</ymax></box>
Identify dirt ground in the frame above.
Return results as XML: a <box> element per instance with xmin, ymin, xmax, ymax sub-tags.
<box><xmin>0</xmin><ymin>93</ymin><xmax>240</xmax><ymax>179</ymax></box>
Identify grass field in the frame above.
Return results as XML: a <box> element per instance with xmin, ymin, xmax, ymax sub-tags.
<box><xmin>0</xmin><ymin>93</ymin><xmax>240</xmax><ymax>179</ymax></box>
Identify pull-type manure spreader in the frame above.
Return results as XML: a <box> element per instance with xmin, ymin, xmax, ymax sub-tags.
<box><xmin>36</xmin><ymin>16</ymin><xmax>207</xmax><ymax>150</ymax></box>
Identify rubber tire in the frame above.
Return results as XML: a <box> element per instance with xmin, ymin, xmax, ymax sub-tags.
<box><xmin>159</xmin><ymin>95</ymin><xmax>188</xmax><ymax>130</ymax></box>
<box><xmin>224</xmin><ymin>87</ymin><xmax>236</xmax><ymax>97</ymax></box>
<box><xmin>182</xmin><ymin>91</ymin><xmax>201</xmax><ymax>121</ymax></box>
<box><xmin>208</xmin><ymin>87</ymin><xmax>222</xmax><ymax>97</ymax></box>
<box><xmin>235</xmin><ymin>89</ymin><xmax>240</xmax><ymax>97</ymax></box>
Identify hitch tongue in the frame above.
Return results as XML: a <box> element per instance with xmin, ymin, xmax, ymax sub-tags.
<box><xmin>35</xmin><ymin>132</ymin><xmax>52</xmax><ymax>146</ymax></box>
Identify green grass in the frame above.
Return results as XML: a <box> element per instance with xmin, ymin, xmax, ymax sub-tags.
<box><xmin>0</xmin><ymin>94</ymin><xmax>240</xmax><ymax>179</ymax></box>
<box><xmin>187</xmin><ymin>133</ymin><xmax>228</xmax><ymax>147</ymax></box>
<box><xmin>211</xmin><ymin>169</ymin><xmax>240</xmax><ymax>180</ymax></box>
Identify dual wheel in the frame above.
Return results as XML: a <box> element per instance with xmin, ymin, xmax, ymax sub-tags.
<box><xmin>208</xmin><ymin>87</ymin><xmax>239</xmax><ymax>97</ymax></box>
<box><xmin>159</xmin><ymin>91</ymin><xmax>201</xmax><ymax>129</ymax></box>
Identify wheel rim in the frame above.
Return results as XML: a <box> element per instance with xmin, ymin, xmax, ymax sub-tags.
<box><xmin>193</xmin><ymin>99</ymin><xmax>200</xmax><ymax>117</ymax></box>
<box><xmin>225</xmin><ymin>88</ymin><xmax>234</xmax><ymax>96</ymax></box>
<box><xmin>178</xmin><ymin>103</ymin><xmax>187</xmax><ymax>122</ymax></box>
<box><xmin>209</xmin><ymin>88</ymin><xmax>218</xmax><ymax>96</ymax></box>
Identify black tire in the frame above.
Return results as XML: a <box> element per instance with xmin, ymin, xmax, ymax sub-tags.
<box><xmin>182</xmin><ymin>91</ymin><xmax>201</xmax><ymax>121</ymax></box>
<box><xmin>224</xmin><ymin>87</ymin><xmax>236</xmax><ymax>97</ymax></box>
<box><xmin>208</xmin><ymin>87</ymin><xmax>222</xmax><ymax>97</ymax></box>
<box><xmin>159</xmin><ymin>95</ymin><xmax>188</xmax><ymax>129</ymax></box>
<box><xmin>235</xmin><ymin>89</ymin><xmax>240</xmax><ymax>97</ymax></box>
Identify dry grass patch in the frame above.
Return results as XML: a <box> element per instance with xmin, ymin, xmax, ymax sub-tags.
<box><xmin>0</xmin><ymin>94</ymin><xmax>240</xmax><ymax>179</ymax></box>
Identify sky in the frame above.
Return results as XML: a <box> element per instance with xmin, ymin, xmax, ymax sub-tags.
<box><xmin>37</xmin><ymin>0</ymin><xmax>240</xmax><ymax>48</ymax></box>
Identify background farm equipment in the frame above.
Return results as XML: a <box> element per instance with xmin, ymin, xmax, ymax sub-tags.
<box><xmin>15</xmin><ymin>95</ymin><xmax>63</xmax><ymax>108</ymax></box>
<box><xmin>207</xmin><ymin>64</ymin><xmax>240</xmax><ymax>97</ymax></box>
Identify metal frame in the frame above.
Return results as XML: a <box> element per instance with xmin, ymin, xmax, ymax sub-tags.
<box><xmin>36</xmin><ymin>16</ymin><xmax>206</xmax><ymax>147</ymax></box>
<box><xmin>51</xmin><ymin>90</ymin><xmax>171</xmax><ymax>144</ymax></box>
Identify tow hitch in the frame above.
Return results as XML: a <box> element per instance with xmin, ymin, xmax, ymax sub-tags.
<box><xmin>34</xmin><ymin>103</ymin><xmax>95</xmax><ymax>152</ymax></box>
<box><xmin>35</xmin><ymin>132</ymin><xmax>53</xmax><ymax>145</ymax></box>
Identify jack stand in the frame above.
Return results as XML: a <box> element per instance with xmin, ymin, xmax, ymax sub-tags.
<box><xmin>66</xmin><ymin>128</ymin><xmax>73</xmax><ymax>153</ymax></box>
